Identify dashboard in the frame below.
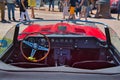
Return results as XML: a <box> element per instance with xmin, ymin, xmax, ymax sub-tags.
<box><xmin>26</xmin><ymin>34</ymin><xmax>103</xmax><ymax>49</ymax></box>
<box><xmin>4</xmin><ymin>34</ymin><xmax>107</xmax><ymax>68</ymax></box>
<box><xmin>20</xmin><ymin>34</ymin><xmax>105</xmax><ymax>66</ymax></box>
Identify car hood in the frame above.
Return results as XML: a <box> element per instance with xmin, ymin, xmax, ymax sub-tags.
<box><xmin>18</xmin><ymin>24</ymin><xmax>106</xmax><ymax>41</ymax></box>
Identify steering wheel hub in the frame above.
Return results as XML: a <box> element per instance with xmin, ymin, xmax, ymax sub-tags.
<box><xmin>33</xmin><ymin>43</ymin><xmax>38</xmax><ymax>49</ymax></box>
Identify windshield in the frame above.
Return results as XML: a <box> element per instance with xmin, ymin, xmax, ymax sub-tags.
<box><xmin>109</xmin><ymin>27</ymin><xmax>120</xmax><ymax>53</ymax></box>
<box><xmin>18</xmin><ymin>20</ymin><xmax>106</xmax><ymax>40</ymax></box>
<box><xmin>0</xmin><ymin>26</ymin><xmax>15</xmax><ymax>56</ymax></box>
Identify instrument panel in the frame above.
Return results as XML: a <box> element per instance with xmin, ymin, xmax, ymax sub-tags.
<box><xmin>26</xmin><ymin>35</ymin><xmax>103</xmax><ymax>49</ymax></box>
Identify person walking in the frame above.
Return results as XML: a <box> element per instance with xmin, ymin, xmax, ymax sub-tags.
<box><xmin>79</xmin><ymin>0</ymin><xmax>89</xmax><ymax>21</ymax></box>
<box><xmin>68</xmin><ymin>0</ymin><xmax>78</xmax><ymax>20</ymax></box>
<box><xmin>28</xmin><ymin>0</ymin><xmax>36</xmax><ymax>18</ymax></box>
<box><xmin>6</xmin><ymin>0</ymin><xmax>16</xmax><ymax>21</ymax></box>
<box><xmin>63</xmin><ymin>0</ymin><xmax>69</xmax><ymax>19</ymax></box>
<box><xmin>75</xmin><ymin>0</ymin><xmax>81</xmax><ymax>17</ymax></box>
<box><xmin>48</xmin><ymin>0</ymin><xmax>54</xmax><ymax>11</ymax></box>
<box><xmin>0</xmin><ymin>0</ymin><xmax>7</xmax><ymax>22</ymax></box>
<box><xmin>86</xmin><ymin>0</ymin><xmax>92</xmax><ymax>17</ymax></box>
<box><xmin>117</xmin><ymin>0</ymin><xmax>120</xmax><ymax>20</ymax></box>
<box><xmin>20</xmin><ymin>0</ymin><xmax>30</xmax><ymax>22</ymax></box>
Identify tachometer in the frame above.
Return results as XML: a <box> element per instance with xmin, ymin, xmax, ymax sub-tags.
<box><xmin>38</xmin><ymin>38</ymin><xmax>46</xmax><ymax>45</ymax></box>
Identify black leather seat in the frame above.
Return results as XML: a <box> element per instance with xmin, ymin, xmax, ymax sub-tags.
<box><xmin>72</xmin><ymin>60</ymin><xmax>117</xmax><ymax>70</ymax></box>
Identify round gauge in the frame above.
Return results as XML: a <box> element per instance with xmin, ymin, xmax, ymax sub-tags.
<box><xmin>65</xmin><ymin>39</ymin><xmax>68</xmax><ymax>43</ymax></box>
<box><xmin>69</xmin><ymin>39</ymin><xmax>73</xmax><ymax>43</ymax></box>
<box><xmin>41</xmin><ymin>38</ymin><xmax>46</xmax><ymax>43</ymax></box>
<box><xmin>38</xmin><ymin>38</ymin><xmax>46</xmax><ymax>45</ymax></box>
<box><xmin>60</xmin><ymin>39</ymin><xmax>64</xmax><ymax>42</ymax></box>
<box><xmin>28</xmin><ymin>38</ymin><xmax>35</xmax><ymax>43</ymax></box>
<box><xmin>51</xmin><ymin>39</ymin><xmax>54</xmax><ymax>42</ymax></box>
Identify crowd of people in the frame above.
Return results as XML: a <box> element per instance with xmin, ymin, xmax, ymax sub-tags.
<box><xmin>50</xmin><ymin>0</ymin><xmax>120</xmax><ymax>20</ymax></box>
<box><xmin>58</xmin><ymin>0</ymin><xmax>95</xmax><ymax>20</ymax></box>
<box><xmin>0</xmin><ymin>0</ymin><xmax>120</xmax><ymax>23</ymax></box>
<box><xmin>0</xmin><ymin>0</ymin><xmax>39</xmax><ymax>23</ymax></box>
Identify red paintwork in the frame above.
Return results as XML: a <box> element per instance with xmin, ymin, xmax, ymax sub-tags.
<box><xmin>18</xmin><ymin>23</ymin><xmax>106</xmax><ymax>41</ymax></box>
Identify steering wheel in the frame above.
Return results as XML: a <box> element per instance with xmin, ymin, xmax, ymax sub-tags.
<box><xmin>20</xmin><ymin>32</ymin><xmax>50</xmax><ymax>62</ymax></box>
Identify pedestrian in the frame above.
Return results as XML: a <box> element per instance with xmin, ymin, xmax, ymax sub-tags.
<box><xmin>6</xmin><ymin>0</ymin><xmax>16</xmax><ymax>21</ymax></box>
<box><xmin>90</xmin><ymin>0</ymin><xmax>94</xmax><ymax>14</ymax></box>
<box><xmin>79</xmin><ymin>0</ymin><xmax>89</xmax><ymax>21</ymax></box>
<box><xmin>87</xmin><ymin>0</ymin><xmax>92</xmax><ymax>17</ymax></box>
<box><xmin>75</xmin><ymin>0</ymin><xmax>81</xmax><ymax>17</ymax></box>
<box><xmin>0</xmin><ymin>0</ymin><xmax>7</xmax><ymax>23</ymax></box>
<box><xmin>28</xmin><ymin>0</ymin><xmax>36</xmax><ymax>18</ymax></box>
<box><xmin>48</xmin><ymin>0</ymin><xmax>54</xmax><ymax>11</ymax></box>
<box><xmin>117</xmin><ymin>0</ymin><xmax>120</xmax><ymax>20</ymax></box>
<box><xmin>68</xmin><ymin>0</ymin><xmax>78</xmax><ymax>20</ymax></box>
<box><xmin>20</xmin><ymin>0</ymin><xmax>30</xmax><ymax>22</ymax></box>
<box><xmin>63</xmin><ymin>0</ymin><xmax>69</xmax><ymax>19</ymax></box>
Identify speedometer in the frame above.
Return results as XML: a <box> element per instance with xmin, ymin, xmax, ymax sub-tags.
<box><xmin>28</xmin><ymin>38</ymin><xmax>35</xmax><ymax>43</ymax></box>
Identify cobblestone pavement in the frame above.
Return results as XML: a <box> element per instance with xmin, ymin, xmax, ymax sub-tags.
<box><xmin>0</xmin><ymin>6</ymin><xmax>120</xmax><ymax>39</ymax></box>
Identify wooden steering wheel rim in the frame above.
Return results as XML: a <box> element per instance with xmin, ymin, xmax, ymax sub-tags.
<box><xmin>20</xmin><ymin>32</ymin><xmax>50</xmax><ymax>62</ymax></box>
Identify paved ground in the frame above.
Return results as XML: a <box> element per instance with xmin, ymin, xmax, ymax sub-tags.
<box><xmin>0</xmin><ymin>6</ymin><xmax>120</xmax><ymax>39</ymax></box>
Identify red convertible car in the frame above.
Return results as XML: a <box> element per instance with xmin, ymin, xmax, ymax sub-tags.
<box><xmin>0</xmin><ymin>20</ymin><xmax>120</xmax><ymax>80</ymax></box>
